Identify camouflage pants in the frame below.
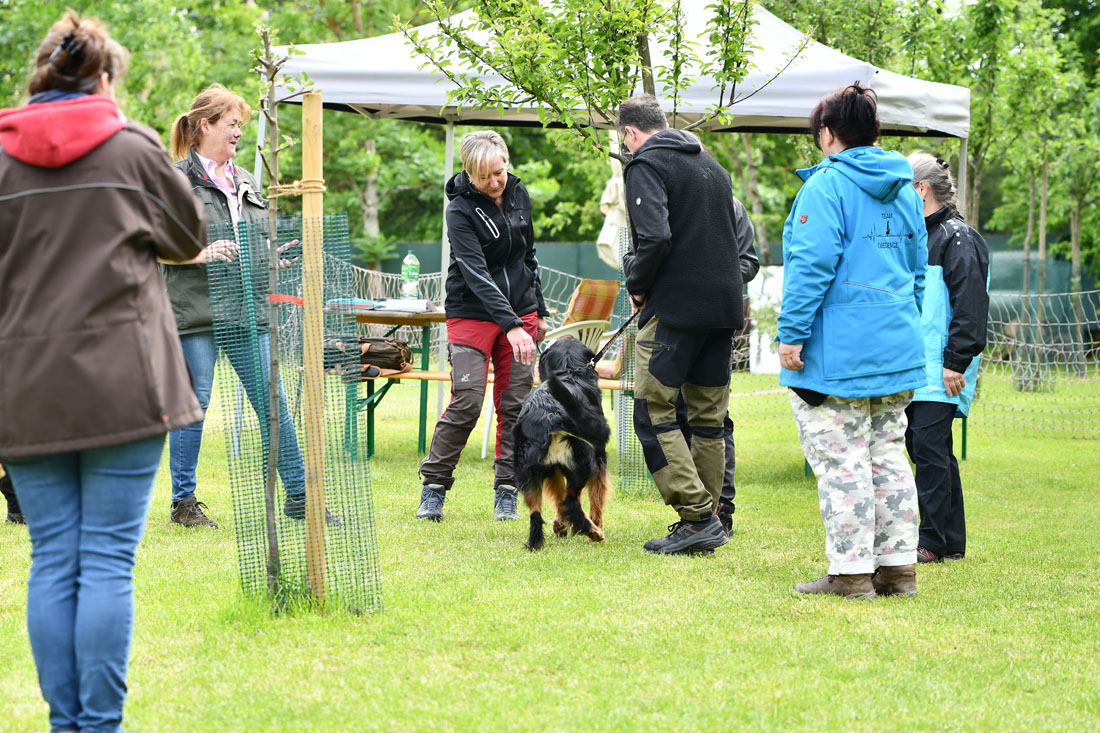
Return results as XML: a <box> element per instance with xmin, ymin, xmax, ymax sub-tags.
<box><xmin>789</xmin><ymin>390</ymin><xmax>918</xmax><ymax>574</ymax></box>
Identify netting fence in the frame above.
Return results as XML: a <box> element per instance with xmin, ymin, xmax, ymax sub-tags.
<box><xmin>336</xmin><ymin>242</ymin><xmax>1099</xmax><ymax>514</ymax></box>
<box><xmin>971</xmin><ymin>290</ymin><xmax>1100</xmax><ymax>439</ymax></box>
<box><xmin>208</xmin><ymin>214</ymin><xmax>382</xmax><ymax>613</ymax></box>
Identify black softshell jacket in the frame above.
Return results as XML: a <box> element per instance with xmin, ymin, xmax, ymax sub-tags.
<box><xmin>622</xmin><ymin>129</ymin><xmax>752</xmax><ymax>330</ymax></box>
<box><xmin>443</xmin><ymin>171</ymin><xmax>548</xmax><ymax>332</ymax></box>
<box><xmin>926</xmin><ymin>205</ymin><xmax>990</xmax><ymax>372</ymax></box>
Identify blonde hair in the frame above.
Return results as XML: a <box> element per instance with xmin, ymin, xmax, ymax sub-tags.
<box><xmin>909</xmin><ymin>151</ymin><xmax>958</xmax><ymax>210</ymax></box>
<box><xmin>459</xmin><ymin>130</ymin><xmax>509</xmax><ymax>178</ymax></box>
<box><xmin>28</xmin><ymin>10</ymin><xmax>129</xmax><ymax>96</ymax></box>
<box><xmin>169</xmin><ymin>83</ymin><xmax>252</xmax><ymax>161</ymax></box>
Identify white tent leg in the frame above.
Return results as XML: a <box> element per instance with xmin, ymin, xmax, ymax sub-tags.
<box><xmin>957</xmin><ymin>137</ymin><xmax>969</xmax><ymax>221</ymax></box>
<box><xmin>253</xmin><ymin>113</ymin><xmax>268</xmax><ymax>185</ymax></box>
<box><xmin>436</xmin><ymin>120</ymin><xmax>455</xmax><ymax>419</ymax></box>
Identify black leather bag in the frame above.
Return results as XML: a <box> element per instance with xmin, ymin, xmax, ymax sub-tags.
<box><xmin>324</xmin><ymin>335</ymin><xmax>412</xmax><ymax>377</ymax></box>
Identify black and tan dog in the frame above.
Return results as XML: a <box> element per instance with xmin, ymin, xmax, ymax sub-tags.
<box><xmin>513</xmin><ymin>337</ymin><xmax>612</xmax><ymax>551</ymax></box>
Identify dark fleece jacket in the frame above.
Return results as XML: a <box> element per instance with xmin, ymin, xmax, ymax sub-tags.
<box><xmin>443</xmin><ymin>170</ymin><xmax>548</xmax><ymax>332</ymax></box>
<box><xmin>622</xmin><ymin>129</ymin><xmax>750</xmax><ymax>330</ymax></box>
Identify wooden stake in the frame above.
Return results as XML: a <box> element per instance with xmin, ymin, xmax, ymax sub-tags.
<box><xmin>301</xmin><ymin>91</ymin><xmax>327</xmax><ymax>605</ymax></box>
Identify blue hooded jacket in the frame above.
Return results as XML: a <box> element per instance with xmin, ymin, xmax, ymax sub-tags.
<box><xmin>778</xmin><ymin>146</ymin><xmax>928</xmax><ymax>398</ymax></box>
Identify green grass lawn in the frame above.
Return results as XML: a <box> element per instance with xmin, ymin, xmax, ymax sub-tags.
<box><xmin>2</xmin><ymin>393</ymin><xmax>1099</xmax><ymax>731</ymax></box>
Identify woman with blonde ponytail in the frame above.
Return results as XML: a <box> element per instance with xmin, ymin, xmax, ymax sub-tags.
<box><xmin>159</xmin><ymin>84</ymin><xmax>337</xmax><ymax>530</ymax></box>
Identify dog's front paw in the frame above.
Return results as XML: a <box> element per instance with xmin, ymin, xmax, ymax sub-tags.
<box><xmin>552</xmin><ymin>519</ymin><xmax>569</xmax><ymax>537</ymax></box>
<box><xmin>586</xmin><ymin>524</ymin><xmax>605</xmax><ymax>542</ymax></box>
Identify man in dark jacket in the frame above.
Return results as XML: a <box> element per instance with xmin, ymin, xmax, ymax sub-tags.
<box><xmin>618</xmin><ymin>94</ymin><xmax>753</xmax><ymax>554</ymax></box>
<box><xmin>675</xmin><ymin>224</ymin><xmax>759</xmax><ymax>537</ymax></box>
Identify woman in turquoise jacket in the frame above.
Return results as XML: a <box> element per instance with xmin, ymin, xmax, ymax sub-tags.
<box><xmin>778</xmin><ymin>83</ymin><xmax>927</xmax><ymax>600</ymax></box>
<box><xmin>905</xmin><ymin>152</ymin><xmax>990</xmax><ymax>564</ymax></box>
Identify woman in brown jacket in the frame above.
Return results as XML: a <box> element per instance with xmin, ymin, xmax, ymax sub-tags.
<box><xmin>0</xmin><ymin>12</ymin><xmax>205</xmax><ymax>732</ymax></box>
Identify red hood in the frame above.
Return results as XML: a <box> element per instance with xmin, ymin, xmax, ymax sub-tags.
<box><xmin>0</xmin><ymin>96</ymin><xmax>126</xmax><ymax>168</ymax></box>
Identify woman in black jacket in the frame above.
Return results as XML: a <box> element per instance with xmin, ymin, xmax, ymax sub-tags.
<box><xmin>416</xmin><ymin>131</ymin><xmax>549</xmax><ymax>522</ymax></box>
<box><xmin>905</xmin><ymin>152</ymin><xmax>990</xmax><ymax>564</ymax></box>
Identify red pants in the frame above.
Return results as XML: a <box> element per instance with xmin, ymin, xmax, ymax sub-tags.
<box><xmin>419</xmin><ymin>313</ymin><xmax>539</xmax><ymax>490</ymax></box>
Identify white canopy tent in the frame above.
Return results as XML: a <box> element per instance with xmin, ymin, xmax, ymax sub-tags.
<box><xmin>271</xmin><ymin>0</ymin><xmax>972</xmax><ymax>261</ymax></box>
<box><xmin>269</xmin><ymin>1</ymin><xmax>971</xmax><ymax>412</ymax></box>
<box><xmin>273</xmin><ymin>2</ymin><xmax>969</xmax><ymax>138</ymax></box>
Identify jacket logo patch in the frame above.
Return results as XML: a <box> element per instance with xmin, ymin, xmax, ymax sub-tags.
<box><xmin>800</xmin><ymin>215</ymin><xmax>807</xmax><ymax>223</ymax></box>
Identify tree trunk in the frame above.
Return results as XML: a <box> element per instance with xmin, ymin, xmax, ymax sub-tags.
<box><xmin>1038</xmin><ymin>157</ymin><xmax>1047</xmax><ymax>297</ymax></box>
<box><xmin>1035</xmin><ymin>156</ymin><xmax>1048</xmax><ymax>384</ymax></box>
<box><xmin>740</xmin><ymin>133</ymin><xmax>769</xmax><ymax>264</ymax></box>
<box><xmin>352</xmin><ymin>0</ymin><xmax>363</xmax><ymax>34</ymax></box>
<box><xmin>1023</xmin><ymin>177</ymin><xmax>1034</xmax><ymax>296</ymax></box>
<box><xmin>637</xmin><ymin>33</ymin><xmax>654</xmax><ymax>96</ymax></box>
<box><xmin>1015</xmin><ymin>175</ymin><xmax>1037</xmax><ymax>391</ymax></box>
<box><xmin>1070</xmin><ymin>202</ymin><xmax>1086</xmax><ymax>376</ymax></box>
<box><xmin>362</xmin><ymin>138</ymin><xmax>381</xmax><ymax>269</ymax></box>
<box><xmin>968</xmin><ymin>167</ymin><xmax>983</xmax><ymax>229</ymax></box>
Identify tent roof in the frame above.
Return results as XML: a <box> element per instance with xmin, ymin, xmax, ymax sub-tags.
<box><xmin>275</xmin><ymin>2</ymin><xmax>969</xmax><ymax>139</ymax></box>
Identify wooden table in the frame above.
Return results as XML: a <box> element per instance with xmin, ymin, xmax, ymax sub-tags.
<box><xmin>341</xmin><ymin>308</ymin><xmax>447</xmax><ymax>459</ymax></box>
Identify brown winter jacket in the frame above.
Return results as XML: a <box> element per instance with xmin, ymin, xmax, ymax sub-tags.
<box><xmin>0</xmin><ymin>95</ymin><xmax>206</xmax><ymax>458</ymax></box>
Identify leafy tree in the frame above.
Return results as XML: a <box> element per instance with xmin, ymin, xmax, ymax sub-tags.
<box><xmin>400</xmin><ymin>0</ymin><xmax>766</xmax><ymax>162</ymax></box>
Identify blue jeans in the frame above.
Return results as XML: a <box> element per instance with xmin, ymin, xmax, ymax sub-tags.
<box><xmin>169</xmin><ymin>329</ymin><xmax>305</xmax><ymax>504</ymax></box>
<box><xmin>4</xmin><ymin>434</ymin><xmax>164</xmax><ymax>733</ymax></box>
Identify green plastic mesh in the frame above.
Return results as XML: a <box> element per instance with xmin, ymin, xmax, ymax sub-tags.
<box><xmin>971</xmin><ymin>289</ymin><xmax>1100</xmax><ymax>438</ymax></box>
<box><xmin>207</xmin><ymin>214</ymin><xmax>382</xmax><ymax>613</ymax></box>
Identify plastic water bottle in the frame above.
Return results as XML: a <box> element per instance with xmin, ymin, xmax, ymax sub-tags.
<box><xmin>400</xmin><ymin>250</ymin><xmax>420</xmax><ymax>298</ymax></box>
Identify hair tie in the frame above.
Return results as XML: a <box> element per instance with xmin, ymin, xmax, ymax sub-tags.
<box><xmin>936</xmin><ymin>157</ymin><xmax>949</xmax><ymax>170</ymax></box>
<box><xmin>47</xmin><ymin>31</ymin><xmax>83</xmax><ymax>68</ymax></box>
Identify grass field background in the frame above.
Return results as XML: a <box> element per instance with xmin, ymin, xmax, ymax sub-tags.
<box><xmin>1</xmin><ymin>383</ymin><xmax>1098</xmax><ymax>731</ymax></box>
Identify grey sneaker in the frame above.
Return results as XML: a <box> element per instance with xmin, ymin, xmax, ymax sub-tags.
<box><xmin>417</xmin><ymin>484</ymin><xmax>445</xmax><ymax>521</ymax></box>
<box><xmin>643</xmin><ymin>515</ymin><xmax>728</xmax><ymax>555</ymax></box>
<box><xmin>493</xmin><ymin>485</ymin><xmax>519</xmax><ymax>521</ymax></box>
<box><xmin>170</xmin><ymin>496</ymin><xmax>218</xmax><ymax>529</ymax></box>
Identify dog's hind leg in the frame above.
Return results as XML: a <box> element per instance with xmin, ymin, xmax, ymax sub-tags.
<box><xmin>586</xmin><ymin>468</ymin><xmax>612</xmax><ymax>532</ymax></box>
<box><xmin>522</xmin><ymin>483</ymin><xmax>545</xmax><ymax>551</ymax></box>
<box><xmin>543</xmin><ymin>470</ymin><xmax>569</xmax><ymax>537</ymax></box>
<box><xmin>561</xmin><ymin>476</ymin><xmax>604</xmax><ymax>543</ymax></box>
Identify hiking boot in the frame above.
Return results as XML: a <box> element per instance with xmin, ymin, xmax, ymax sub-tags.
<box><xmin>416</xmin><ymin>484</ymin><xmax>445</xmax><ymax>522</ymax></box>
<box><xmin>717</xmin><ymin>502</ymin><xmax>735</xmax><ymax>537</ymax></box>
<box><xmin>916</xmin><ymin>546</ymin><xmax>943</xmax><ymax>564</ymax></box>
<box><xmin>872</xmin><ymin>564</ymin><xmax>917</xmax><ymax>597</ymax></box>
<box><xmin>494</xmin><ymin>485</ymin><xmax>519</xmax><ymax>521</ymax></box>
<box><xmin>794</xmin><ymin>573</ymin><xmax>876</xmax><ymax>600</ymax></box>
<box><xmin>643</xmin><ymin>515</ymin><xmax>728</xmax><ymax>555</ymax></box>
<box><xmin>283</xmin><ymin>496</ymin><xmax>345</xmax><ymax>527</ymax></box>
<box><xmin>171</xmin><ymin>496</ymin><xmax>218</xmax><ymax>529</ymax></box>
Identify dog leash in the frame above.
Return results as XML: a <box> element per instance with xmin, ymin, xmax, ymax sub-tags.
<box><xmin>587</xmin><ymin>308</ymin><xmax>641</xmax><ymax>369</ymax></box>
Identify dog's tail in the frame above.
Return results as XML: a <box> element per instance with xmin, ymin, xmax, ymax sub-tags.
<box><xmin>545</xmin><ymin>371</ymin><xmax>611</xmax><ymax>447</ymax></box>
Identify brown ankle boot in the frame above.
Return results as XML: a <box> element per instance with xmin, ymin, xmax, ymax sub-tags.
<box><xmin>794</xmin><ymin>573</ymin><xmax>876</xmax><ymax>600</ymax></box>
<box><xmin>872</xmin><ymin>564</ymin><xmax>917</xmax><ymax>597</ymax></box>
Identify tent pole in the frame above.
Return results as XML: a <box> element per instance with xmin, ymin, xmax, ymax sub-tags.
<box><xmin>957</xmin><ymin>137</ymin><xmax>969</xmax><ymax>222</ymax></box>
<box><xmin>253</xmin><ymin>113</ymin><xmax>268</xmax><ymax>186</ymax></box>
<box><xmin>436</xmin><ymin>119</ymin><xmax>455</xmax><ymax>417</ymax></box>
